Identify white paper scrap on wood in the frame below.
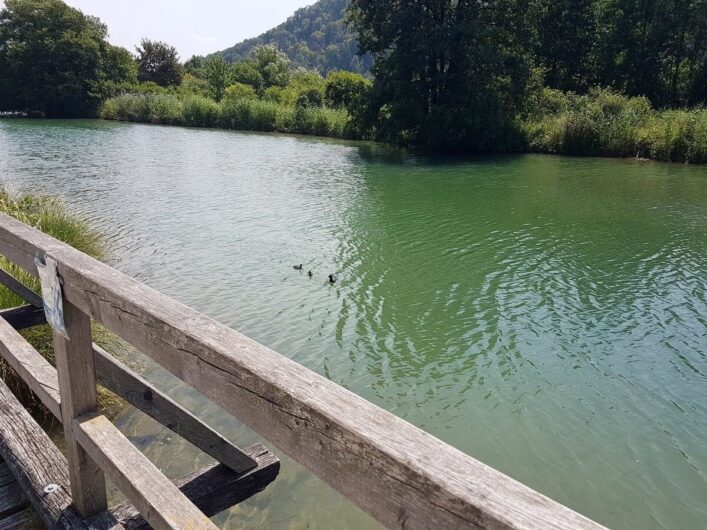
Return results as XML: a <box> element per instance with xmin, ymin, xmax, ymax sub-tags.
<box><xmin>34</xmin><ymin>254</ymin><xmax>68</xmax><ymax>339</ymax></box>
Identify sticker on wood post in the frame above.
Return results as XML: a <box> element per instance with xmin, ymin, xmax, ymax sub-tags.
<box><xmin>34</xmin><ymin>254</ymin><xmax>69</xmax><ymax>339</ymax></box>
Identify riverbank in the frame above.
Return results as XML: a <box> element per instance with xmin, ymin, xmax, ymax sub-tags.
<box><xmin>100</xmin><ymin>88</ymin><xmax>707</xmax><ymax>165</ymax></box>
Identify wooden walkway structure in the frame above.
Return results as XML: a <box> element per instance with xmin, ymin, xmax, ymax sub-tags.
<box><xmin>0</xmin><ymin>211</ymin><xmax>609</xmax><ymax>529</ymax></box>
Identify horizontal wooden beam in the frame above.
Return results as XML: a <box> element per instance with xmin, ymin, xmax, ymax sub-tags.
<box><xmin>0</xmin><ymin>507</ymin><xmax>40</xmax><ymax>529</ymax></box>
<box><xmin>0</xmin><ymin>315</ymin><xmax>61</xmax><ymax>419</ymax></box>
<box><xmin>74</xmin><ymin>414</ymin><xmax>217</xmax><ymax>530</ymax></box>
<box><xmin>88</xmin><ymin>443</ymin><xmax>279</xmax><ymax>530</ymax></box>
<box><xmin>0</xmin><ymin>376</ymin><xmax>101</xmax><ymax>529</ymax></box>
<box><xmin>0</xmin><ymin>305</ymin><xmax>48</xmax><ymax>330</ymax></box>
<box><xmin>0</xmin><ymin>268</ymin><xmax>42</xmax><ymax>307</ymax></box>
<box><xmin>93</xmin><ymin>344</ymin><xmax>257</xmax><ymax>474</ymax></box>
<box><xmin>0</xmin><ymin>211</ymin><xmax>607</xmax><ymax>529</ymax></box>
<box><xmin>0</xmin><ymin>310</ymin><xmax>256</xmax><ymax>475</ymax></box>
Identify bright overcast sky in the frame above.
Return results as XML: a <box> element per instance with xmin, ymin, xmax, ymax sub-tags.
<box><xmin>58</xmin><ymin>1</ymin><xmax>317</xmax><ymax>59</ymax></box>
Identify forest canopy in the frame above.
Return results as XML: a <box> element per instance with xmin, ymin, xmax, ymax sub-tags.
<box><xmin>0</xmin><ymin>0</ymin><xmax>136</xmax><ymax>117</ymax></box>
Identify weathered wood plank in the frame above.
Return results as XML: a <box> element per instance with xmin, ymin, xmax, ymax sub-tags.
<box><xmin>89</xmin><ymin>443</ymin><xmax>279</xmax><ymax>530</ymax></box>
<box><xmin>52</xmin><ymin>300</ymin><xmax>107</xmax><ymax>517</ymax></box>
<box><xmin>0</xmin><ymin>483</ymin><xmax>27</xmax><ymax>519</ymax></box>
<box><xmin>93</xmin><ymin>344</ymin><xmax>257</xmax><ymax>474</ymax></box>
<box><xmin>0</xmin><ymin>376</ymin><xmax>96</xmax><ymax>530</ymax></box>
<box><xmin>0</xmin><ymin>316</ymin><xmax>61</xmax><ymax>419</ymax></box>
<box><xmin>0</xmin><ymin>309</ymin><xmax>256</xmax><ymax>476</ymax></box>
<box><xmin>0</xmin><ymin>507</ymin><xmax>41</xmax><ymax>529</ymax></box>
<box><xmin>74</xmin><ymin>414</ymin><xmax>217</xmax><ymax>530</ymax></box>
<box><xmin>0</xmin><ymin>463</ymin><xmax>14</xmax><ymax>488</ymax></box>
<box><xmin>0</xmin><ymin>268</ymin><xmax>42</xmax><ymax>308</ymax></box>
<box><xmin>0</xmin><ymin>305</ymin><xmax>47</xmax><ymax>330</ymax></box>
<box><xmin>0</xmin><ymin>211</ymin><xmax>607</xmax><ymax>530</ymax></box>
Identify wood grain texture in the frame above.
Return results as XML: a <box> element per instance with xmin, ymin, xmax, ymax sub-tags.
<box><xmin>0</xmin><ymin>316</ymin><xmax>61</xmax><ymax>418</ymax></box>
<box><xmin>74</xmin><ymin>414</ymin><xmax>217</xmax><ymax>530</ymax></box>
<box><xmin>0</xmin><ymin>212</ymin><xmax>608</xmax><ymax>530</ymax></box>
<box><xmin>93</xmin><ymin>344</ymin><xmax>257</xmax><ymax>474</ymax></box>
<box><xmin>89</xmin><ymin>442</ymin><xmax>279</xmax><ymax>530</ymax></box>
<box><xmin>0</xmin><ymin>309</ymin><xmax>257</xmax><ymax>477</ymax></box>
<box><xmin>0</xmin><ymin>377</ymin><xmax>93</xmax><ymax>529</ymax></box>
<box><xmin>0</xmin><ymin>507</ymin><xmax>41</xmax><ymax>529</ymax></box>
<box><xmin>52</xmin><ymin>300</ymin><xmax>107</xmax><ymax>517</ymax></box>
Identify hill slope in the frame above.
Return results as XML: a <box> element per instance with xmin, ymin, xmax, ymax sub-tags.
<box><xmin>214</xmin><ymin>0</ymin><xmax>371</xmax><ymax>74</ymax></box>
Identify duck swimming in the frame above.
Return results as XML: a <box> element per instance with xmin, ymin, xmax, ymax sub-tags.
<box><xmin>308</xmin><ymin>271</ymin><xmax>313</xmax><ymax>278</ymax></box>
<box><xmin>293</xmin><ymin>264</ymin><xmax>303</xmax><ymax>270</ymax></box>
<box><xmin>328</xmin><ymin>274</ymin><xmax>337</xmax><ymax>284</ymax></box>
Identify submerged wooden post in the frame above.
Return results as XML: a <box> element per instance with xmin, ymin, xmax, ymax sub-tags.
<box><xmin>52</xmin><ymin>300</ymin><xmax>108</xmax><ymax>516</ymax></box>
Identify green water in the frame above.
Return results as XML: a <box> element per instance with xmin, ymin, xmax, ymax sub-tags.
<box><xmin>1</xmin><ymin>119</ymin><xmax>706</xmax><ymax>529</ymax></box>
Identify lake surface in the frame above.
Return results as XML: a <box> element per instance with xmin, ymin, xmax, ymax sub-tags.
<box><xmin>1</xmin><ymin>118</ymin><xmax>706</xmax><ymax>529</ymax></box>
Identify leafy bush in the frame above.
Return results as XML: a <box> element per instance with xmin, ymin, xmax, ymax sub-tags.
<box><xmin>325</xmin><ymin>70</ymin><xmax>371</xmax><ymax>109</ymax></box>
<box><xmin>523</xmin><ymin>88</ymin><xmax>652</xmax><ymax>157</ymax></box>
<box><xmin>636</xmin><ymin>109</ymin><xmax>707</xmax><ymax>164</ymax></box>
<box><xmin>223</xmin><ymin>83</ymin><xmax>257</xmax><ymax>101</ymax></box>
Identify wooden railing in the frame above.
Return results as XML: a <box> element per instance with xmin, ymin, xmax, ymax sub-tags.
<box><xmin>0</xmin><ymin>212</ymin><xmax>608</xmax><ymax>529</ymax></box>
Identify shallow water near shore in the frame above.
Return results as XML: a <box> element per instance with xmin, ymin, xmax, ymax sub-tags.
<box><xmin>1</xmin><ymin>118</ymin><xmax>706</xmax><ymax>529</ymax></box>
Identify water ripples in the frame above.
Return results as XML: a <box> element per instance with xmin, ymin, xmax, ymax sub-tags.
<box><xmin>1</xmin><ymin>120</ymin><xmax>706</xmax><ymax>530</ymax></box>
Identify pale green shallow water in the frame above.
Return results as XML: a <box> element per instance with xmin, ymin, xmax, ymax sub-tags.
<box><xmin>1</xmin><ymin>119</ymin><xmax>706</xmax><ymax>529</ymax></box>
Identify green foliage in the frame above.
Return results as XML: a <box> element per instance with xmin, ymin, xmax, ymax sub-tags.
<box><xmin>251</xmin><ymin>44</ymin><xmax>292</xmax><ymax>89</ymax></box>
<box><xmin>349</xmin><ymin>0</ymin><xmax>535</xmax><ymax>152</ymax></box>
<box><xmin>230</xmin><ymin>61</ymin><xmax>264</xmax><ymax>92</ymax></box>
<box><xmin>291</xmin><ymin>106</ymin><xmax>348</xmax><ymax>137</ymax></box>
<box><xmin>0</xmin><ymin>0</ymin><xmax>136</xmax><ymax>117</ymax></box>
<box><xmin>324</xmin><ymin>70</ymin><xmax>371</xmax><ymax>109</ymax></box>
<box><xmin>177</xmin><ymin>74</ymin><xmax>210</xmax><ymax>98</ymax></box>
<box><xmin>181</xmin><ymin>95</ymin><xmax>219</xmax><ymax>127</ymax></box>
<box><xmin>136</xmin><ymin>38</ymin><xmax>182</xmax><ymax>87</ymax></box>
<box><xmin>220</xmin><ymin>97</ymin><xmax>281</xmax><ymax>131</ymax></box>
<box><xmin>535</xmin><ymin>0</ymin><xmax>707</xmax><ymax>106</ymax></box>
<box><xmin>100</xmin><ymin>91</ymin><xmax>352</xmax><ymax>140</ymax></box>
<box><xmin>636</xmin><ymin>109</ymin><xmax>707</xmax><ymax>164</ymax></box>
<box><xmin>521</xmin><ymin>88</ymin><xmax>707</xmax><ymax>163</ymax></box>
<box><xmin>212</xmin><ymin>0</ymin><xmax>372</xmax><ymax>74</ymax></box>
<box><xmin>296</xmin><ymin>88</ymin><xmax>324</xmax><ymax>109</ymax></box>
<box><xmin>204</xmin><ymin>56</ymin><xmax>230</xmax><ymax>101</ymax></box>
<box><xmin>223</xmin><ymin>83</ymin><xmax>257</xmax><ymax>101</ymax></box>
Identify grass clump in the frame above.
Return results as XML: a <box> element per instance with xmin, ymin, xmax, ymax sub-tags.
<box><xmin>101</xmin><ymin>92</ymin><xmax>353</xmax><ymax>139</ymax></box>
<box><xmin>521</xmin><ymin>88</ymin><xmax>707</xmax><ymax>163</ymax></box>
<box><xmin>0</xmin><ymin>189</ymin><xmax>124</xmax><ymax>420</ymax></box>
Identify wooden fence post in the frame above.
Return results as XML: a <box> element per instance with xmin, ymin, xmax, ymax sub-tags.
<box><xmin>53</xmin><ymin>300</ymin><xmax>108</xmax><ymax>517</ymax></box>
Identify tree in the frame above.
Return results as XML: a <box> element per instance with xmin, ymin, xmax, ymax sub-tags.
<box><xmin>251</xmin><ymin>44</ymin><xmax>292</xmax><ymax>89</ymax></box>
<box><xmin>204</xmin><ymin>56</ymin><xmax>230</xmax><ymax>101</ymax></box>
<box><xmin>324</xmin><ymin>70</ymin><xmax>371</xmax><ymax>109</ymax></box>
<box><xmin>348</xmin><ymin>0</ymin><xmax>535</xmax><ymax>151</ymax></box>
<box><xmin>535</xmin><ymin>0</ymin><xmax>597</xmax><ymax>93</ymax></box>
<box><xmin>0</xmin><ymin>0</ymin><xmax>136</xmax><ymax>117</ymax></box>
<box><xmin>136</xmin><ymin>38</ymin><xmax>182</xmax><ymax>87</ymax></box>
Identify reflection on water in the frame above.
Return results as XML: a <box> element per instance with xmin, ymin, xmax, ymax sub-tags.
<box><xmin>1</xmin><ymin>119</ymin><xmax>706</xmax><ymax>530</ymax></box>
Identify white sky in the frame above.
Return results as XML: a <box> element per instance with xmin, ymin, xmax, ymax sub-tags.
<box><xmin>55</xmin><ymin>1</ymin><xmax>318</xmax><ymax>59</ymax></box>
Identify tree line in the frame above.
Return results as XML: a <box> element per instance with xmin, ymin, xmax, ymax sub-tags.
<box><xmin>347</xmin><ymin>0</ymin><xmax>707</xmax><ymax>151</ymax></box>
<box><xmin>1</xmin><ymin>0</ymin><xmax>706</xmax><ymax>160</ymax></box>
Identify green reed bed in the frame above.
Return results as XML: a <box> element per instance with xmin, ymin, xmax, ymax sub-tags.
<box><xmin>522</xmin><ymin>88</ymin><xmax>707</xmax><ymax>164</ymax></box>
<box><xmin>101</xmin><ymin>92</ymin><xmax>350</xmax><ymax>139</ymax></box>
